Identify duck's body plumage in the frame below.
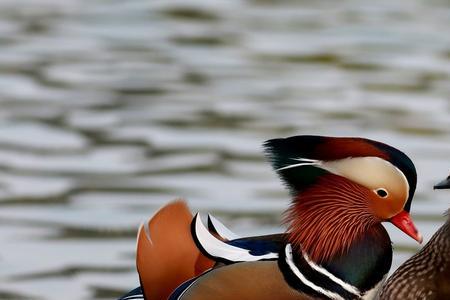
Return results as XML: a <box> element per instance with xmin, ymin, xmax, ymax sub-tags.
<box><xmin>172</xmin><ymin>214</ymin><xmax>391</xmax><ymax>300</ymax></box>
<box><xmin>119</xmin><ymin>135</ymin><xmax>422</xmax><ymax>300</ymax></box>
<box><xmin>380</xmin><ymin>175</ymin><xmax>450</xmax><ymax>300</ymax></box>
<box><xmin>380</xmin><ymin>217</ymin><xmax>450</xmax><ymax>299</ymax></box>
<box><xmin>176</xmin><ymin>261</ymin><xmax>307</xmax><ymax>300</ymax></box>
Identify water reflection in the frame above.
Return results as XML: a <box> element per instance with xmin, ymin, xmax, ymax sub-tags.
<box><xmin>0</xmin><ymin>0</ymin><xmax>449</xmax><ymax>299</ymax></box>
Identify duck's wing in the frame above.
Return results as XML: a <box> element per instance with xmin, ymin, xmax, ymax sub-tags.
<box><xmin>135</xmin><ymin>201</ymin><xmax>214</xmax><ymax>300</ymax></box>
<box><xmin>207</xmin><ymin>214</ymin><xmax>241</xmax><ymax>241</ymax></box>
<box><xmin>206</xmin><ymin>213</ymin><xmax>286</xmax><ymax>256</ymax></box>
<box><xmin>119</xmin><ymin>206</ymin><xmax>285</xmax><ymax>300</ymax></box>
<box><xmin>168</xmin><ymin>234</ymin><xmax>287</xmax><ymax>300</ymax></box>
<box><xmin>166</xmin><ymin>215</ymin><xmax>286</xmax><ymax>300</ymax></box>
<box><xmin>191</xmin><ymin>213</ymin><xmax>282</xmax><ymax>264</ymax></box>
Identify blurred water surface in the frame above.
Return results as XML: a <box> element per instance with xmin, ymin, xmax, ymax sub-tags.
<box><xmin>0</xmin><ymin>0</ymin><xmax>449</xmax><ymax>299</ymax></box>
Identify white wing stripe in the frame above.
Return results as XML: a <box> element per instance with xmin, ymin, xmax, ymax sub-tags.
<box><xmin>207</xmin><ymin>214</ymin><xmax>241</xmax><ymax>240</ymax></box>
<box><xmin>193</xmin><ymin>213</ymin><xmax>278</xmax><ymax>262</ymax></box>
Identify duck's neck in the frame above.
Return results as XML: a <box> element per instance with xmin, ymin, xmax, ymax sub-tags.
<box><xmin>320</xmin><ymin>224</ymin><xmax>392</xmax><ymax>290</ymax></box>
<box><xmin>285</xmin><ymin>174</ymin><xmax>379</xmax><ymax>263</ymax></box>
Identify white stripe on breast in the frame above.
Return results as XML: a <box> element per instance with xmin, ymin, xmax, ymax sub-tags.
<box><xmin>285</xmin><ymin>244</ymin><xmax>345</xmax><ymax>300</ymax></box>
<box><xmin>302</xmin><ymin>251</ymin><xmax>361</xmax><ymax>296</ymax></box>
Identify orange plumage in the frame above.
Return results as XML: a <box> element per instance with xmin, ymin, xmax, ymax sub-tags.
<box><xmin>136</xmin><ymin>201</ymin><xmax>214</xmax><ymax>300</ymax></box>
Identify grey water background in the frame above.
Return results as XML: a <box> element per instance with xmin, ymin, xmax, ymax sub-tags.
<box><xmin>0</xmin><ymin>0</ymin><xmax>449</xmax><ymax>299</ymax></box>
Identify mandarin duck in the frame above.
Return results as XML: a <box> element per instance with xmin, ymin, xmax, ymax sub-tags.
<box><xmin>119</xmin><ymin>135</ymin><xmax>422</xmax><ymax>300</ymax></box>
<box><xmin>379</xmin><ymin>173</ymin><xmax>450</xmax><ymax>300</ymax></box>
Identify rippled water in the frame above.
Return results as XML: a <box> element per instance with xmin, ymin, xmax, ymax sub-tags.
<box><xmin>0</xmin><ymin>0</ymin><xmax>449</xmax><ymax>299</ymax></box>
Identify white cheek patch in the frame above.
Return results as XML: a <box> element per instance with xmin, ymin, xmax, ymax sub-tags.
<box><xmin>320</xmin><ymin>157</ymin><xmax>409</xmax><ymax>203</ymax></box>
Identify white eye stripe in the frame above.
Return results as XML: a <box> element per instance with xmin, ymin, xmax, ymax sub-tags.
<box><xmin>276</xmin><ymin>157</ymin><xmax>322</xmax><ymax>171</ymax></box>
<box><xmin>321</xmin><ymin>157</ymin><xmax>409</xmax><ymax>204</ymax></box>
<box><xmin>292</xmin><ymin>158</ymin><xmax>320</xmax><ymax>163</ymax></box>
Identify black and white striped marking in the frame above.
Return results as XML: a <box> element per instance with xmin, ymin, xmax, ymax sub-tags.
<box><xmin>284</xmin><ymin>244</ymin><xmax>349</xmax><ymax>300</ymax></box>
<box><xmin>191</xmin><ymin>213</ymin><xmax>278</xmax><ymax>263</ymax></box>
<box><xmin>281</xmin><ymin>244</ymin><xmax>380</xmax><ymax>300</ymax></box>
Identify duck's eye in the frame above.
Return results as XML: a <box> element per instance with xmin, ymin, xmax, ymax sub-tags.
<box><xmin>375</xmin><ymin>188</ymin><xmax>388</xmax><ymax>198</ymax></box>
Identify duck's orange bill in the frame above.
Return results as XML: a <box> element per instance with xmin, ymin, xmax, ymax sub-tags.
<box><xmin>390</xmin><ymin>210</ymin><xmax>423</xmax><ymax>244</ymax></box>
